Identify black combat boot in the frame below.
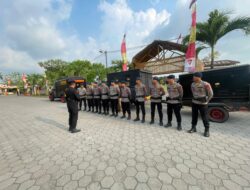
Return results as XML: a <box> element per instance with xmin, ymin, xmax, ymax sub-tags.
<box><xmin>115</xmin><ymin>113</ymin><xmax>118</xmax><ymax>117</ymax></box>
<box><xmin>150</xmin><ymin>119</ymin><xmax>154</xmax><ymax>125</ymax></box>
<box><xmin>71</xmin><ymin>129</ymin><xmax>81</xmax><ymax>133</ymax></box>
<box><xmin>164</xmin><ymin>122</ymin><xmax>172</xmax><ymax>128</ymax></box>
<box><xmin>188</xmin><ymin>126</ymin><xmax>197</xmax><ymax>133</ymax></box>
<box><xmin>134</xmin><ymin>115</ymin><xmax>140</xmax><ymax>122</ymax></box>
<box><xmin>127</xmin><ymin>114</ymin><xmax>131</xmax><ymax>120</ymax></box>
<box><xmin>141</xmin><ymin>115</ymin><xmax>145</xmax><ymax>123</ymax></box>
<box><xmin>121</xmin><ymin>114</ymin><xmax>126</xmax><ymax>119</ymax></box>
<box><xmin>159</xmin><ymin>120</ymin><xmax>163</xmax><ymax>126</ymax></box>
<box><xmin>177</xmin><ymin>122</ymin><xmax>182</xmax><ymax>131</ymax></box>
<box><xmin>110</xmin><ymin>113</ymin><xmax>115</xmax><ymax>117</ymax></box>
<box><xmin>204</xmin><ymin>128</ymin><xmax>210</xmax><ymax>137</ymax></box>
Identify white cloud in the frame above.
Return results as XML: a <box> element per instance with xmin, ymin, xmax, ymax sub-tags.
<box><xmin>98</xmin><ymin>0</ymin><xmax>170</xmax><ymax>63</ymax></box>
<box><xmin>149</xmin><ymin>0</ymin><xmax>250</xmax><ymax>64</ymax></box>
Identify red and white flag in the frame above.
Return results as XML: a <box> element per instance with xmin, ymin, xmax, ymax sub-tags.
<box><xmin>121</xmin><ymin>34</ymin><xmax>128</xmax><ymax>72</ymax></box>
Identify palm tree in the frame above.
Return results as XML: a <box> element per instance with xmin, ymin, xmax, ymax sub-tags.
<box><xmin>184</xmin><ymin>9</ymin><xmax>250</xmax><ymax>69</ymax></box>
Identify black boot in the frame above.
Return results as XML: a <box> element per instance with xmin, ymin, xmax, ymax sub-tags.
<box><xmin>204</xmin><ymin>128</ymin><xmax>210</xmax><ymax>137</ymax></box>
<box><xmin>164</xmin><ymin>122</ymin><xmax>172</xmax><ymax>128</ymax></box>
<box><xmin>71</xmin><ymin>129</ymin><xmax>81</xmax><ymax>133</ymax></box>
<box><xmin>127</xmin><ymin>114</ymin><xmax>131</xmax><ymax>120</ymax></box>
<box><xmin>121</xmin><ymin>114</ymin><xmax>126</xmax><ymax>119</ymax></box>
<box><xmin>115</xmin><ymin>113</ymin><xmax>118</xmax><ymax>117</ymax></box>
<box><xmin>159</xmin><ymin>121</ymin><xmax>163</xmax><ymax>126</ymax></box>
<box><xmin>141</xmin><ymin>115</ymin><xmax>145</xmax><ymax>123</ymax></box>
<box><xmin>134</xmin><ymin>115</ymin><xmax>140</xmax><ymax>122</ymax></box>
<box><xmin>150</xmin><ymin>119</ymin><xmax>154</xmax><ymax>125</ymax></box>
<box><xmin>110</xmin><ymin>113</ymin><xmax>115</xmax><ymax>117</ymax></box>
<box><xmin>188</xmin><ymin>126</ymin><xmax>197</xmax><ymax>133</ymax></box>
<box><xmin>177</xmin><ymin>122</ymin><xmax>182</xmax><ymax>131</ymax></box>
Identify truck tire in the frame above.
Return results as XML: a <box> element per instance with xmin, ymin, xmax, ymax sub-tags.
<box><xmin>60</xmin><ymin>96</ymin><xmax>66</xmax><ymax>103</ymax></box>
<box><xmin>208</xmin><ymin>107</ymin><xmax>229</xmax><ymax>123</ymax></box>
<box><xmin>49</xmin><ymin>94</ymin><xmax>54</xmax><ymax>101</ymax></box>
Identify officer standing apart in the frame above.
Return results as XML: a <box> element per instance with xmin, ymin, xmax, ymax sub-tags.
<box><xmin>78</xmin><ymin>84</ymin><xmax>87</xmax><ymax>111</ymax></box>
<box><xmin>65</xmin><ymin>79</ymin><xmax>81</xmax><ymax>133</ymax></box>
<box><xmin>150</xmin><ymin>77</ymin><xmax>165</xmax><ymax>126</ymax></box>
<box><xmin>101</xmin><ymin>81</ymin><xmax>110</xmax><ymax>115</ymax></box>
<box><xmin>86</xmin><ymin>83</ymin><xmax>94</xmax><ymax>112</ymax></box>
<box><xmin>165</xmin><ymin>75</ymin><xmax>183</xmax><ymax>130</ymax></box>
<box><xmin>93</xmin><ymin>82</ymin><xmax>102</xmax><ymax>114</ymax></box>
<box><xmin>109</xmin><ymin>80</ymin><xmax>120</xmax><ymax>117</ymax></box>
<box><xmin>188</xmin><ymin>72</ymin><xmax>213</xmax><ymax>137</ymax></box>
<box><xmin>134</xmin><ymin>77</ymin><xmax>147</xmax><ymax>123</ymax></box>
<box><xmin>120</xmin><ymin>81</ymin><xmax>131</xmax><ymax>120</ymax></box>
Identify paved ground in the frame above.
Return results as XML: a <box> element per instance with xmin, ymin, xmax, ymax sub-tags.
<box><xmin>0</xmin><ymin>96</ymin><xmax>250</xmax><ymax>190</ymax></box>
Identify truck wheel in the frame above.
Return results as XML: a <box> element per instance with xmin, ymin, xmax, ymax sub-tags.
<box><xmin>60</xmin><ymin>96</ymin><xmax>66</xmax><ymax>103</ymax></box>
<box><xmin>208</xmin><ymin>107</ymin><xmax>229</xmax><ymax>123</ymax></box>
<box><xmin>49</xmin><ymin>95</ymin><xmax>54</xmax><ymax>101</ymax></box>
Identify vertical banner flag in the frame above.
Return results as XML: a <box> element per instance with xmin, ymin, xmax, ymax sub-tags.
<box><xmin>184</xmin><ymin>0</ymin><xmax>197</xmax><ymax>72</ymax></box>
<box><xmin>121</xmin><ymin>34</ymin><xmax>128</xmax><ymax>72</ymax></box>
<box><xmin>22</xmin><ymin>73</ymin><xmax>27</xmax><ymax>83</ymax></box>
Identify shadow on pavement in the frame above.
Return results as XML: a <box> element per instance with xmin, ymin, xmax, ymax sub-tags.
<box><xmin>35</xmin><ymin>116</ymin><xmax>68</xmax><ymax>131</ymax></box>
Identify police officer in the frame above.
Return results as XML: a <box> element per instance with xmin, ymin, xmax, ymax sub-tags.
<box><xmin>101</xmin><ymin>81</ymin><xmax>110</xmax><ymax>115</ymax></box>
<box><xmin>134</xmin><ymin>77</ymin><xmax>147</xmax><ymax>123</ymax></box>
<box><xmin>78</xmin><ymin>84</ymin><xmax>87</xmax><ymax>111</ymax></box>
<box><xmin>120</xmin><ymin>81</ymin><xmax>131</xmax><ymax>120</ymax></box>
<box><xmin>188</xmin><ymin>72</ymin><xmax>214</xmax><ymax>137</ymax></box>
<box><xmin>65</xmin><ymin>79</ymin><xmax>81</xmax><ymax>133</ymax></box>
<box><xmin>86</xmin><ymin>83</ymin><xmax>94</xmax><ymax>112</ymax></box>
<box><xmin>109</xmin><ymin>80</ymin><xmax>120</xmax><ymax>117</ymax></box>
<box><xmin>150</xmin><ymin>77</ymin><xmax>165</xmax><ymax>126</ymax></box>
<box><xmin>93</xmin><ymin>82</ymin><xmax>102</xmax><ymax>114</ymax></box>
<box><xmin>165</xmin><ymin>75</ymin><xmax>183</xmax><ymax>130</ymax></box>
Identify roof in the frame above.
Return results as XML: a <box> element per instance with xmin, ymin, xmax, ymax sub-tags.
<box><xmin>132</xmin><ymin>40</ymin><xmax>186</xmax><ymax>64</ymax></box>
<box><xmin>203</xmin><ymin>60</ymin><xmax>240</xmax><ymax>69</ymax></box>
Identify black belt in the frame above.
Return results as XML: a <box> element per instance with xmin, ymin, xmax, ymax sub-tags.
<box><xmin>110</xmin><ymin>94</ymin><xmax>118</xmax><ymax>97</ymax></box>
<box><xmin>151</xmin><ymin>97</ymin><xmax>161</xmax><ymax>100</ymax></box>
<box><xmin>136</xmin><ymin>95</ymin><xmax>144</xmax><ymax>98</ymax></box>
<box><xmin>102</xmin><ymin>93</ymin><xmax>108</xmax><ymax>95</ymax></box>
<box><xmin>121</xmin><ymin>96</ymin><xmax>129</xmax><ymax>98</ymax></box>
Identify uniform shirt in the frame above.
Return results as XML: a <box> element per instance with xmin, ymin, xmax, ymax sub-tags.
<box><xmin>120</xmin><ymin>86</ymin><xmax>131</xmax><ymax>103</ymax></box>
<box><xmin>135</xmin><ymin>84</ymin><xmax>147</xmax><ymax>102</ymax></box>
<box><xmin>101</xmin><ymin>85</ymin><xmax>110</xmax><ymax>100</ymax></box>
<box><xmin>65</xmin><ymin>87</ymin><xmax>80</xmax><ymax>102</ymax></box>
<box><xmin>167</xmin><ymin>82</ymin><xmax>183</xmax><ymax>104</ymax></box>
<box><xmin>78</xmin><ymin>87</ymin><xmax>86</xmax><ymax>98</ymax></box>
<box><xmin>150</xmin><ymin>84</ymin><xmax>165</xmax><ymax>103</ymax></box>
<box><xmin>109</xmin><ymin>85</ymin><xmax>120</xmax><ymax>100</ymax></box>
<box><xmin>93</xmin><ymin>86</ymin><xmax>101</xmax><ymax>99</ymax></box>
<box><xmin>86</xmin><ymin>87</ymin><xmax>93</xmax><ymax>99</ymax></box>
<box><xmin>191</xmin><ymin>81</ymin><xmax>213</xmax><ymax>105</ymax></box>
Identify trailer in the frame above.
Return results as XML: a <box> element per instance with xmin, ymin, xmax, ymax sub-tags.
<box><xmin>179</xmin><ymin>64</ymin><xmax>250</xmax><ymax>123</ymax></box>
<box><xmin>107</xmin><ymin>70</ymin><xmax>152</xmax><ymax>103</ymax></box>
<box><xmin>49</xmin><ymin>77</ymin><xmax>86</xmax><ymax>103</ymax></box>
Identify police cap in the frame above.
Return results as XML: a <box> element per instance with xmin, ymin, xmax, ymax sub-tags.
<box><xmin>167</xmin><ymin>75</ymin><xmax>175</xmax><ymax>79</ymax></box>
<box><xmin>193</xmin><ymin>72</ymin><xmax>203</xmax><ymax>78</ymax></box>
<box><xmin>153</xmin><ymin>77</ymin><xmax>159</xmax><ymax>81</ymax></box>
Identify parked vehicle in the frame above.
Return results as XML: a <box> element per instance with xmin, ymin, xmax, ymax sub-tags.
<box><xmin>179</xmin><ymin>64</ymin><xmax>250</xmax><ymax>123</ymax></box>
<box><xmin>49</xmin><ymin>77</ymin><xmax>86</xmax><ymax>103</ymax></box>
<box><xmin>107</xmin><ymin>70</ymin><xmax>152</xmax><ymax>103</ymax></box>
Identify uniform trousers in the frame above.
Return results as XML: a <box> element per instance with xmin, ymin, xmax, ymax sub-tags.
<box><xmin>192</xmin><ymin>103</ymin><xmax>209</xmax><ymax>129</ymax></box>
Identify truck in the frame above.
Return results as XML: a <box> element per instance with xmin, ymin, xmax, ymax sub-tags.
<box><xmin>179</xmin><ymin>64</ymin><xmax>250</xmax><ymax>123</ymax></box>
<box><xmin>107</xmin><ymin>70</ymin><xmax>152</xmax><ymax>103</ymax></box>
<box><xmin>49</xmin><ymin>77</ymin><xmax>86</xmax><ymax>103</ymax></box>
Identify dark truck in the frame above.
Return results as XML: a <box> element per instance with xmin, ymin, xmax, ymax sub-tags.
<box><xmin>179</xmin><ymin>64</ymin><xmax>250</xmax><ymax>123</ymax></box>
<box><xmin>49</xmin><ymin>77</ymin><xmax>86</xmax><ymax>103</ymax></box>
<box><xmin>107</xmin><ymin>69</ymin><xmax>152</xmax><ymax>103</ymax></box>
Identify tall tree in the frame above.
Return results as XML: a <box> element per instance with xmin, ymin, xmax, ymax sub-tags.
<box><xmin>184</xmin><ymin>9</ymin><xmax>250</xmax><ymax>68</ymax></box>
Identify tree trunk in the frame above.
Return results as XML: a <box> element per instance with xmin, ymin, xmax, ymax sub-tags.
<box><xmin>211</xmin><ymin>46</ymin><xmax>215</xmax><ymax>69</ymax></box>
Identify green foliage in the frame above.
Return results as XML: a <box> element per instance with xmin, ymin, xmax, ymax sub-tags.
<box><xmin>38</xmin><ymin>59</ymin><xmax>68</xmax><ymax>85</ymax></box>
<box><xmin>27</xmin><ymin>74</ymin><xmax>46</xmax><ymax>87</ymax></box>
<box><xmin>184</xmin><ymin>9</ymin><xmax>250</xmax><ymax>68</ymax></box>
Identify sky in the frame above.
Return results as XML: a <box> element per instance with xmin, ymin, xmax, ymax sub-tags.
<box><xmin>0</xmin><ymin>0</ymin><xmax>250</xmax><ymax>74</ymax></box>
